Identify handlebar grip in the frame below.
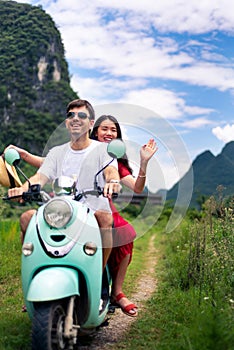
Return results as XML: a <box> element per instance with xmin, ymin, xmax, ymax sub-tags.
<box><xmin>112</xmin><ymin>192</ymin><xmax>118</xmax><ymax>200</ymax></box>
<box><xmin>2</xmin><ymin>194</ymin><xmax>22</xmax><ymax>201</ymax></box>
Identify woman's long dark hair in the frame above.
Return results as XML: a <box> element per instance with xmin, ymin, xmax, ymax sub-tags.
<box><xmin>90</xmin><ymin>115</ymin><xmax>133</xmax><ymax>174</ymax></box>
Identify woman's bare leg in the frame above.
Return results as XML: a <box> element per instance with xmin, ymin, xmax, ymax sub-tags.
<box><xmin>111</xmin><ymin>254</ymin><xmax>137</xmax><ymax>315</ymax></box>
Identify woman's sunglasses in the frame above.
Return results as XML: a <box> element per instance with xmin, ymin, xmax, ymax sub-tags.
<box><xmin>66</xmin><ymin>112</ymin><xmax>89</xmax><ymax>119</ymax></box>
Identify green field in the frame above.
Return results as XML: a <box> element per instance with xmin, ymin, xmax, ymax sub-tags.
<box><xmin>0</xmin><ymin>196</ymin><xmax>233</xmax><ymax>350</ymax></box>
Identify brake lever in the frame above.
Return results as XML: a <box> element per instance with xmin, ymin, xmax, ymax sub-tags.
<box><xmin>73</xmin><ymin>188</ymin><xmax>118</xmax><ymax>201</ymax></box>
<box><xmin>2</xmin><ymin>194</ymin><xmax>23</xmax><ymax>201</ymax></box>
<box><xmin>3</xmin><ymin>184</ymin><xmax>42</xmax><ymax>203</ymax></box>
<box><xmin>22</xmin><ymin>191</ymin><xmax>42</xmax><ymax>202</ymax></box>
<box><xmin>112</xmin><ymin>192</ymin><xmax>118</xmax><ymax>200</ymax></box>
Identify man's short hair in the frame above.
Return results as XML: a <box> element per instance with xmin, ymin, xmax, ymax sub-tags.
<box><xmin>66</xmin><ymin>99</ymin><xmax>95</xmax><ymax>120</ymax></box>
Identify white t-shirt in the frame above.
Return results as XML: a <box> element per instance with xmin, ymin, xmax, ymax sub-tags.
<box><xmin>38</xmin><ymin>140</ymin><xmax>117</xmax><ymax>212</ymax></box>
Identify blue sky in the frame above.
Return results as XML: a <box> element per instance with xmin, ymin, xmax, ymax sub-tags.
<box><xmin>16</xmin><ymin>0</ymin><xmax>234</xmax><ymax>192</ymax></box>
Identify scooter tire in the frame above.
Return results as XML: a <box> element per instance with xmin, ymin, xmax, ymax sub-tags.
<box><xmin>31</xmin><ymin>300</ymin><xmax>78</xmax><ymax>350</ymax></box>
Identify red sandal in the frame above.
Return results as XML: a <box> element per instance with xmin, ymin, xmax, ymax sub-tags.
<box><xmin>114</xmin><ymin>292</ymin><xmax>138</xmax><ymax>317</ymax></box>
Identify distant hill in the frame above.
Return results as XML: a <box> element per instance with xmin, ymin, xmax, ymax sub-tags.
<box><xmin>0</xmin><ymin>1</ymin><xmax>78</xmax><ymax>154</ymax></box>
<box><xmin>166</xmin><ymin>141</ymin><xmax>234</xmax><ymax>208</ymax></box>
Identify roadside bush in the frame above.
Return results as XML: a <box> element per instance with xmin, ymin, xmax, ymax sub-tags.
<box><xmin>156</xmin><ymin>194</ymin><xmax>234</xmax><ymax>349</ymax></box>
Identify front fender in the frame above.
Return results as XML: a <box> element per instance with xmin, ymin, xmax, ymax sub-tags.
<box><xmin>27</xmin><ymin>267</ymin><xmax>79</xmax><ymax>301</ymax></box>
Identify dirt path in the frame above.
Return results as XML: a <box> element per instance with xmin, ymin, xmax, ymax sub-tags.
<box><xmin>79</xmin><ymin>234</ymin><xmax>158</xmax><ymax>349</ymax></box>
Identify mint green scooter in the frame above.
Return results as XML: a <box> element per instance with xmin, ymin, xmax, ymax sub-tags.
<box><xmin>4</xmin><ymin>140</ymin><xmax>125</xmax><ymax>350</ymax></box>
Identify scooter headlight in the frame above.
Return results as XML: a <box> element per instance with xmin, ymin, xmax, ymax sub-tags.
<box><xmin>22</xmin><ymin>242</ymin><xmax>34</xmax><ymax>256</ymax></box>
<box><xmin>84</xmin><ymin>242</ymin><xmax>97</xmax><ymax>256</ymax></box>
<box><xmin>44</xmin><ymin>198</ymin><xmax>73</xmax><ymax>228</ymax></box>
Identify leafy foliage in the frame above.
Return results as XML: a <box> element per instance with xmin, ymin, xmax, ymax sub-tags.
<box><xmin>116</xmin><ymin>194</ymin><xmax>234</xmax><ymax>350</ymax></box>
<box><xmin>0</xmin><ymin>0</ymin><xmax>78</xmax><ymax>154</ymax></box>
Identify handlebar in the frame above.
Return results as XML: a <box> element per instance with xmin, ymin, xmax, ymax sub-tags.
<box><xmin>3</xmin><ymin>184</ymin><xmax>42</xmax><ymax>203</ymax></box>
<box><xmin>74</xmin><ymin>188</ymin><xmax>118</xmax><ymax>201</ymax></box>
<box><xmin>3</xmin><ymin>185</ymin><xmax>118</xmax><ymax>203</ymax></box>
<box><xmin>3</xmin><ymin>194</ymin><xmax>23</xmax><ymax>201</ymax></box>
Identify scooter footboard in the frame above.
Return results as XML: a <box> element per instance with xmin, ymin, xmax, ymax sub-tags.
<box><xmin>27</xmin><ymin>267</ymin><xmax>79</xmax><ymax>301</ymax></box>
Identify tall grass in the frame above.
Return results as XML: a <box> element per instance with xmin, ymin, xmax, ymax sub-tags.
<box><xmin>186</xmin><ymin>196</ymin><xmax>233</xmax><ymax>307</ymax></box>
<box><xmin>116</xmin><ymin>195</ymin><xmax>234</xmax><ymax>350</ymax></box>
<box><xmin>0</xmin><ymin>220</ymin><xmax>31</xmax><ymax>350</ymax></box>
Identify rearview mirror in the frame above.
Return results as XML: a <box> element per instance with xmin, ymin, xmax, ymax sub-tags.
<box><xmin>52</xmin><ymin>176</ymin><xmax>76</xmax><ymax>195</ymax></box>
<box><xmin>4</xmin><ymin>148</ymin><xmax>21</xmax><ymax>166</ymax></box>
<box><xmin>107</xmin><ymin>139</ymin><xmax>126</xmax><ymax>159</ymax></box>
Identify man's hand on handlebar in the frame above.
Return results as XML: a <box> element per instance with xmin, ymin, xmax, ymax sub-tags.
<box><xmin>7</xmin><ymin>186</ymin><xmax>25</xmax><ymax>202</ymax></box>
<box><xmin>103</xmin><ymin>181</ymin><xmax>122</xmax><ymax>199</ymax></box>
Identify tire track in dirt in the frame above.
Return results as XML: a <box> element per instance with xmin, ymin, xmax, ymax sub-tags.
<box><xmin>79</xmin><ymin>234</ymin><xmax>158</xmax><ymax>349</ymax></box>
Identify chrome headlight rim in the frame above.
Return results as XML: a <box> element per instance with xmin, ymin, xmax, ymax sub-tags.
<box><xmin>83</xmin><ymin>242</ymin><xmax>97</xmax><ymax>256</ymax></box>
<box><xmin>22</xmin><ymin>242</ymin><xmax>34</xmax><ymax>256</ymax></box>
<box><xmin>43</xmin><ymin>198</ymin><xmax>73</xmax><ymax>229</ymax></box>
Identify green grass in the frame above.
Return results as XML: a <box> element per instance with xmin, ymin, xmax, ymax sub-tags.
<box><xmin>116</xmin><ymin>287</ymin><xmax>233</xmax><ymax>350</ymax></box>
<box><xmin>114</xmin><ymin>200</ymin><xmax>234</xmax><ymax>350</ymax></box>
<box><xmin>0</xmin><ymin>221</ymin><xmax>31</xmax><ymax>350</ymax></box>
<box><xmin>0</xmin><ymin>196</ymin><xmax>233</xmax><ymax>350</ymax></box>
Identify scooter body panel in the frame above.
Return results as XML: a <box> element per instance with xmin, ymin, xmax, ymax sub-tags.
<box><xmin>27</xmin><ymin>267</ymin><xmax>79</xmax><ymax>301</ymax></box>
<box><xmin>22</xmin><ymin>199</ymin><xmax>109</xmax><ymax>327</ymax></box>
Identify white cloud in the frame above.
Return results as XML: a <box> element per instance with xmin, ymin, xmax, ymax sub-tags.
<box><xmin>184</xmin><ymin>105</ymin><xmax>215</xmax><ymax>115</ymax></box>
<box><xmin>17</xmin><ymin>0</ymin><xmax>234</xmax><ymax>36</ymax></box>
<box><xmin>65</xmin><ymin>30</ymin><xmax>234</xmax><ymax>92</ymax></box>
<box><xmin>122</xmin><ymin>88</ymin><xmax>216</xmax><ymax>122</ymax></box>
<box><xmin>72</xmin><ymin>80</ymin><xmax>215</xmax><ymax>126</ymax></box>
<box><xmin>212</xmin><ymin>124</ymin><xmax>234</xmax><ymax>142</ymax></box>
<box><xmin>181</xmin><ymin>117</ymin><xmax>215</xmax><ymax>129</ymax></box>
<box><xmin>70</xmin><ymin>75</ymin><xmax>148</xmax><ymax>104</ymax></box>
<box><xmin>26</xmin><ymin>0</ymin><xmax>234</xmax><ymax>94</ymax></box>
<box><xmin>122</xmin><ymin>88</ymin><xmax>187</xmax><ymax>120</ymax></box>
<box><xmin>66</xmin><ymin>0</ymin><xmax>234</xmax><ymax>34</ymax></box>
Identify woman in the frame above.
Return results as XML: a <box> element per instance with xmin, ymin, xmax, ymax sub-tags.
<box><xmin>5</xmin><ymin>115</ymin><xmax>157</xmax><ymax>317</ymax></box>
<box><xmin>90</xmin><ymin>115</ymin><xmax>157</xmax><ymax>317</ymax></box>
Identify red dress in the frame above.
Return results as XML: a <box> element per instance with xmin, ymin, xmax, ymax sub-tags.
<box><xmin>108</xmin><ymin>162</ymin><xmax>137</xmax><ymax>279</ymax></box>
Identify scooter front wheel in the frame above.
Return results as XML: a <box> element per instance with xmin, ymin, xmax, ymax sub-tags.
<box><xmin>31</xmin><ymin>299</ymin><xmax>78</xmax><ymax>350</ymax></box>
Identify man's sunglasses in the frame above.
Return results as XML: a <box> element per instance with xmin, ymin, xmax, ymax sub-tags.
<box><xmin>66</xmin><ymin>111</ymin><xmax>89</xmax><ymax>119</ymax></box>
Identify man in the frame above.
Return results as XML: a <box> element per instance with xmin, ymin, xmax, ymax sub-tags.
<box><xmin>8</xmin><ymin>99</ymin><xmax>121</xmax><ymax>269</ymax></box>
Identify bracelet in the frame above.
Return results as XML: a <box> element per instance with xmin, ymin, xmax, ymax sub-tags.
<box><xmin>138</xmin><ymin>174</ymin><xmax>146</xmax><ymax>178</ymax></box>
<box><xmin>109</xmin><ymin>179</ymin><xmax>120</xmax><ymax>183</ymax></box>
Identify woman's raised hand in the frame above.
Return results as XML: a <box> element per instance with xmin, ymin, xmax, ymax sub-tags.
<box><xmin>140</xmin><ymin>138</ymin><xmax>158</xmax><ymax>161</ymax></box>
